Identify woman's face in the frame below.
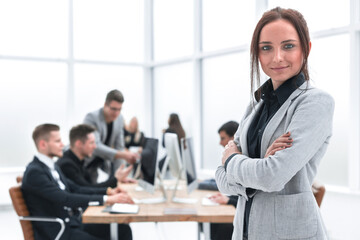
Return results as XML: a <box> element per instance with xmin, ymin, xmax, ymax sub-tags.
<box><xmin>258</xmin><ymin>19</ymin><xmax>305</xmax><ymax>90</ymax></box>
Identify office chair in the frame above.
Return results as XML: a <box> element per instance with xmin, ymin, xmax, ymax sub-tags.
<box><xmin>312</xmin><ymin>181</ymin><xmax>326</xmax><ymax>207</ymax></box>
<box><xmin>9</xmin><ymin>185</ymin><xmax>65</xmax><ymax>240</ymax></box>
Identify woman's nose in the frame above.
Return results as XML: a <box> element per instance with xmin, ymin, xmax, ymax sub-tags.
<box><xmin>273</xmin><ymin>48</ymin><xmax>284</xmax><ymax>62</ymax></box>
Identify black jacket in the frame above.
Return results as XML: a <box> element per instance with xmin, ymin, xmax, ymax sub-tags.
<box><xmin>57</xmin><ymin>149</ymin><xmax>117</xmax><ymax>188</ymax></box>
<box><xmin>22</xmin><ymin>156</ymin><xmax>106</xmax><ymax>240</ymax></box>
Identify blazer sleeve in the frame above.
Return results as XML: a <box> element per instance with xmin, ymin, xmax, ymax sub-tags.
<box><xmin>223</xmin><ymin>92</ymin><xmax>335</xmax><ymax>193</ymax></box>
<box><xmin>113</xmin><ymin>115</ymin><xmax>125</xmax><ymax>152</ymax></box>
<box><xmin>22</xmin><ymin>167</ymin><xmax>104</xmax><ymax>209</ymax></box>
<box><xmin>215</xmin><ymin>104</ymin><xmax>251</xmax><ymax>198</ymax></box>
<box><xmin>84</xmin><ymin>111</ymin><xmax>118</xmax><ymax>160</ymax></box>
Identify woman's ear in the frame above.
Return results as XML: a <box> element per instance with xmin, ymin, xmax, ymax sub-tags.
<box><xmin>308</xmin><ymin>41</ymin><xmax>312</xmax><ymax>56</ymax></box>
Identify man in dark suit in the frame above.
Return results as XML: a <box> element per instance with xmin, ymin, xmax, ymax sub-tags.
<box><xmin>57</xmin><ymin>124</ymin><xmax>134</xmax><ymax>188</ymax></box>
<box><xmin>22</xmin><ymin>123</ymin><xmax>133</xmax><ymax>240</ymax></box>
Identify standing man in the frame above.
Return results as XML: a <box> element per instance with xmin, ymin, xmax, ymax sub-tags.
<box><xmin>84</xmin><ymin>89</ymin><xmax>138</xmax><ymax>183</ymax></box>
<box><xmin>57</xmin><ymin>124</ymin><xmax>133</xmax><ymax>188</ymax></box>
<box><xmin>22</xmin><ymin>124</ymin><xmax>133</xmax><ymax>240</ymax></box>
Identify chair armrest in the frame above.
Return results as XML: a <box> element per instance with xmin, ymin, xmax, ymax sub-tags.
<box><xmin>19</xmin><ymin>216</ymin><xmax>65</xmax><ymax>240</ymax></box>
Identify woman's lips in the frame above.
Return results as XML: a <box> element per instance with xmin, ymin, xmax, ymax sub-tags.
<box><xmin>271</xmin><ymin>66</ymin><xmax>288</xmax><ymax>71</ymax></box>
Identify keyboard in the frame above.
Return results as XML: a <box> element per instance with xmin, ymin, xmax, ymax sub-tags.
<box><xmin>133</xmin><ymin>197</ymin><xmax>166</xmax><ymax>204</ymax></box>
<box><xmin>172</xmin><ymin>197</ymin><xmax>198</xmax><ymax>204</ymax></box>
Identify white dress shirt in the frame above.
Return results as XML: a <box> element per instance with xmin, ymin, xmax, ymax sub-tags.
<box><xmin>36</xmin><ymin>152</ymin><xmax>66</xmax><ymax>190</ymax></box>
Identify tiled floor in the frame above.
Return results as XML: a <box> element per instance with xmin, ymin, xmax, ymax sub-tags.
<box><xmin>1</xmin><ymin>205</ymin><xmax>201</xmax><ymax>240</ymax></box>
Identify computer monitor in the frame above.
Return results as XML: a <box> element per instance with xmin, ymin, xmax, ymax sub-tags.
<box><xmin>138</xmin><ymin>137</ymin><xmax>159</xmax><ymax>194</ymax></box>
<box><xmin>135</xmin><ymin>137</ymin><xmax>167</xmax><ymax>204</ymax></box>
<box><xmin>180</xmin><ymin>137</ymin><xmax>198</xmax><ymax>194</ymax></box>
<box><xmin>162</xmin><ymin>133</ymin><xmax>184</xmax><ymax>180</ymax></box>
<box><xmin>171</xmin><ymin>137</ymin><xmax>198</xmax><ymax>204</ymax></box>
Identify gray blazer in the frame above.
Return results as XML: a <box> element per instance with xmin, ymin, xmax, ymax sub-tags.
<box><xmin>84</xmin><ymin>108</ymin><xmax>125</xmax><ymax>163</ymax></box>
<box><xmin>215</xmin><ymin>82</ymin><xmax>334</xmax><ymax>240</ymax></box>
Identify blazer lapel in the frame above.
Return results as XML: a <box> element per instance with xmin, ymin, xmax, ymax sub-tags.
<box><xmin>34</xmin><ymin>157</ymin><xmax>57</xmax><ymax>184</ymax></box>
<box><xmin>99</xmin><ymin>108</ymin><xmax>107</xmax><ymax>142</ymax></box>
<box><xmin>260</xmin><ymin>85</ymin><xmax>307</xmax><ymax>157</ymax></box>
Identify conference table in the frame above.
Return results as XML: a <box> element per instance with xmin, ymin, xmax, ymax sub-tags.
<box><xmin>82</xmin><ymin>181</ymin><xmax>236</xmax><ymax>240</ymax></box>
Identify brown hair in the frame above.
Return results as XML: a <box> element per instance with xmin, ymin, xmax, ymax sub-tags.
<box><xmin>69</xmin><ymin>124</ymin><xmax>95</xmax><ymax>147</ymax></box>
<box><xmin>168</xmin><ymin>113</ymin><xmax>185</xmax><ymax>142</ymax></box>
<box><xmin>32</xmin><ymin>124</ymin><xmax>60</xmax><ymax>148</ymax></box>
<box><xmin>105</xmin><ymin>89</ymin><xmax>124</xmax><ymax>104</ymax></box>
<box><xmin>250</xmin><ymin>7</ymin><xmax>311</xmax><ymax>98</ymax></box>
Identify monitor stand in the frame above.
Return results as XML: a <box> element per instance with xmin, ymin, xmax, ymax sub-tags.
<box><xmin>171</xmin><ymin>167</ymin><xmax>198</xmax><ymax>204</ymax></box>
<box><xmin>134</xmin><ymin>170</ymin><xmax>167</xmax><ymax>204</ymax></box>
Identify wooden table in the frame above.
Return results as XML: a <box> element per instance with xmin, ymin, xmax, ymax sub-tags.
<box><xmin>82</xmin><ymin>181</ymin><xmax>235</xmax><ymax>239</ymax></box>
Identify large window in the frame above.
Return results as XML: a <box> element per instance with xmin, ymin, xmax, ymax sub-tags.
<box><xmin>153</xmin><ymin>63</ymin><xmax>194</xmax><ymax>141</ymax></box>
<box><xmin>309</xmin><ymin>34</ymin><xmax>350</xmax><ymax>186</ymax></box>
<box><xmin>202</xmin><ymin>53</ymin><xmax>250</xmax><ymax>169</ymax></box>
<box><xmin>202</xmin><ymin>0</ymin><xmax>255</xmax><ymax>52</ymax></box>
<box><xmin>73</xmin><ymin>0</ymin><xmax>144</xmax><ymax>62</ymax></box>
<box><xmin>0</xmin><ymin>0</ymin><xmax>68</xmax><ymax>58</ymax></box>
<box><xmin>0</xmin><ymin>0</ymin><xmax>359</xmax><ymax>191</ymax></box>
<box><xmin>0</xmin><ymin>60</ymin><xmax>68</xmax><ymax>167</ymax></box>
<box><xmin>153</xmin><ymin>0</ymin><xmax>193</xmax><ymax>61</ymax></box>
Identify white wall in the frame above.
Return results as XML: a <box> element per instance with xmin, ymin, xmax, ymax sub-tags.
<box><xmin>321</xmin><ymin>188</ymin><xmax>360</xmax><ymax>240</ymax></box>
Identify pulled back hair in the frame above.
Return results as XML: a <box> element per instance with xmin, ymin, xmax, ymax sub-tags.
<box><xmin>168</xmin><ymin>113</ymin><xmax>185</xmax><ymax>142</ymax></box>
<box><xmin>32</xmin><ymin>124</ymin><xmax>60</xmax><ymax>148</ymax></box>
<box><xmin>69</xmin><ymin>124</ymin><xmax>95</xmax><ymax>147</ymax></box>
<box><xmin>250</xmin><ymin>7</ymin><xmax>311</xmax><ymax>98</ymax></box>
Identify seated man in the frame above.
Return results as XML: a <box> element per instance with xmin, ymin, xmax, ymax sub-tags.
<box><xmin>22</xmin><ymin>123</ymin><xmax>133</xmax><ymax>240</ymax></box>
<box><xmin>204</xmin><ymin>121</ymin><xmax>240</xmax><ymax>240</ymax></box>
<box><xmin>84</xmin><ymin>89</ymin><xmax>139</xmax><ymax>183</ymax></box>
<box><xmin>57</xmin><ymin>124</ymin><xmax>133</xmax><ymax>188</ymax></box>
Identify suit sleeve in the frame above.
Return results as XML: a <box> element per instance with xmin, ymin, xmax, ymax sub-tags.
<box><xmin>84</xmin><ymin>112</ymin><xmax>118</xmax><ymax>160</ymax></box>
<box><xmin>59</xmin><ymin>161</ymin><xmax>117</xmax><ymax>188</ymax></box>
<box><xmin>223</xmin><ymin>92</ymin><xmax>335</xmax><ymax>193</ymax></box>
<box><xmin>22</xmin><ymin>167</ymin><xmax>104</xmax><ymax>209</ymax></box>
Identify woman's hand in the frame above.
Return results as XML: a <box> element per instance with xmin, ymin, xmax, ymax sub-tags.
<box><xmin>265</xmin><ymin>132</ymin><xmax>293</xmax><ymax>158</ymax></box>
<box><xmin>222</xmin><ymin>140</ymin><xmax>241</xmax><ymax>165</ymax></box>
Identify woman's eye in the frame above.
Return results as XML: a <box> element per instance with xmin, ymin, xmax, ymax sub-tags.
<box><xmin>284</xmin><ymin>44</ymin><xmax>294</xmax><ymax>49</ymax></box>
<box><xmin>261</xmin><ymin>45</ymin><xmax>271</xmax><ymax>51</ymax></box>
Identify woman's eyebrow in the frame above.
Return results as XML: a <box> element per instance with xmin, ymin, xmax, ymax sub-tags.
<box><xmin>281</xmin><ymin>39</ymin><xmax>297</xmax><ymax>44</ymax></box>
<box><xmin>259</xmin><ymin>39</ymin><xmax>297</xmax><ymax>44</ymax></box>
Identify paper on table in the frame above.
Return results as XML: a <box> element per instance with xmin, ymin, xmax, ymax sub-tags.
<box><xmin>103</xmin><ymin>203</ymin><xmax>139</xmax><ymax>214</ymax></box>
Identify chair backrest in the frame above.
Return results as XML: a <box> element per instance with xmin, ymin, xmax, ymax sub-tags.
<box><xmin>9</xmin><ymin>185</ymin><xmax>34</xmax><ymax>240</ymax></box>
<box><xmin>312</xmin><ymin>181</ymin><xmax>326</xmax><ymax>207</ymax></box>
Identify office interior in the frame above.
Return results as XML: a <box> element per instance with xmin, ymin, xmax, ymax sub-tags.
<box><xmin>0</xmin><ymin>0</ymin><xmax>360</xmax><ymax>239</ymax></box>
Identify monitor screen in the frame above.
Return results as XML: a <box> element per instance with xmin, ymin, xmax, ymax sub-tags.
<box><xmin>138</xmin><ymin>137</ymin><xmax>159</xmax><ymax>194</ymax></box>
<box><xmin>181</xmin><ymin>137</ymin><xmax>198</xmax><ymax>193</ymax></box>
<box><xmin>163</xmin><ymin>133</ymin><xmax>183</xmax><ymax>179</ymax></box>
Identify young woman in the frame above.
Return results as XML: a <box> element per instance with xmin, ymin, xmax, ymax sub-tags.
<box><xmin>215</xmin><ymin>7</ymin><xmax>334</xmax><ymax>240</ymax></box>
<box><xmin>162</xmin><ymin>113</ymin><xmax>186</xmax><ymax>148</ymax></box>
